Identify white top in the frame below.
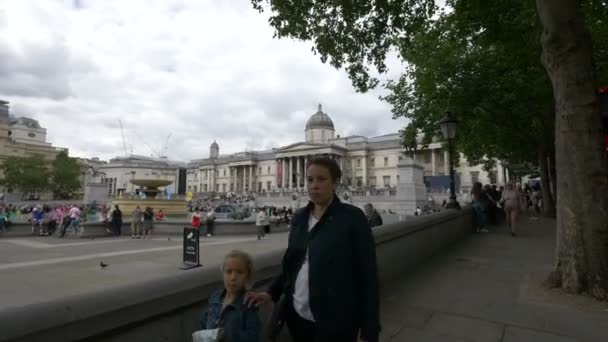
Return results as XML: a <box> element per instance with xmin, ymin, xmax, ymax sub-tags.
<box><xmin>293</xmin><ymin>214</ymin><xmax>318</xmax><ymax>321</ymax></box>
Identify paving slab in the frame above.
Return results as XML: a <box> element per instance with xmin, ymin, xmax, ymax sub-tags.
<box><xmin>379</xmin><ymin>215</ymin><xmax>608</xmax><ymax>342</ymax></box>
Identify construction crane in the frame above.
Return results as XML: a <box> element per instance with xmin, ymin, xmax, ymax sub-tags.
<box><xmin>118</xmin><ymin>120</ymin><xmax>129</xmax><ymax>157</ymax></box>
<box><xmin>159</xmin><ymin>133</ymin><xmax>172</xmax><ymax>158</ymax></box>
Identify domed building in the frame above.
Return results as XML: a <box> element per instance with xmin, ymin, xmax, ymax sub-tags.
<box><xmin>305</xmin><ymin>104</ymin><xmax>335</xmax><ymax>143</ymax></box>
<box><xmin>185</xmin><ymin>103</ymin><xmax>510</xmax><ymax>198</ymax></box>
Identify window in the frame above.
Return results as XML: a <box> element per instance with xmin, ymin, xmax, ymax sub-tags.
<box><xmin>266</xmin><ymin>181</ymin><xmax>271</xmax><ymax>190</ymax></box>
<box><xmin>203</xmin><ymin>184</ymin><xmax>208</xmax><ymax>192</ymax></box>
<box><xmin>356</xmin><ymin>158</ymin><xmax>361</xmax><ymax>167</ymax></box>
<box><xmin>356</xmin><ymin>177</ymin><xmax>363</xmax><ymax>187</ymax></box>
<box><xmin>215</xmin><ymin>184</ymin><xmax>219</xmax><ymax>192</ymax></box>
<box><xmin>258</xmin><ymin>182</ymin><xmax>262</xmax><ymax>192</ymax></box>
<box><xmin>222</xmin><ymin>184</ymin><xmax>226</xmax><ymax>192</ymax></box>
<box><xmin>383</xmin><ymin>176</ymin><xmax>391</xmax><ymax>186</ymax></box>
<box><xmin>346</xmin><ymin>177</ymin><xmax>352</xmax><ymax>186</ymax></box>
<box><xmin>424</xmin><ymin>152</ymin><xmax>431</xmax><ymax>163</ymax></box>
<box><xmin>370</xmin><ymin>158</ymin><xmax>375</xmax><ymax>167</ymax></box>
<box><xmin>258</xmin><ymin>167</ymin><xmax>262</xmax><ymax>174</ymax></box>
<box><xmin>203</xmin><ymin>170</ymin><xmax>207</xmax><ymax>178</ymax></box>
<box><xmin>489</xmin><ymin>171</ymin><xmax>498</xmax><ymax>184</ymax></box>
<box><xmin>384</xmin><ymin>157</ymin><xmax>389</xmax><ymax>167</ymax></box>
<box><xmin>193</xmin><ymin>185</ymin><xmax>197</xmax><ymax>192</ymax></box>
<box><xmin>230</xmin><ymin>183</ymin><xmax>234</xmax><ymax>191</ymax></box>
<box><xmin>267</xmin><ymin>166</ymin><xmax>271</xmax><ymax>174</ymax></box>
<box><xmin>368</xmin><ymin>176</ymin><xmax>377</xmax><ymax>187</ymax></box>
<box><xmin>471</xmin><ymin>171</ymin><xmax>480</xmax><ymax>184</ymax></box>
<box><xmin>223</xmin><ymin>169</ymin><xmax>226</xmax><ymax>176</ymax></box>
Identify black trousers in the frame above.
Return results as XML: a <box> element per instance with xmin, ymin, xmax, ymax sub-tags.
<box><xmin>285</xmin><ymin>303</ymin><xmax>357</xmax><ymax>342</ymax></box>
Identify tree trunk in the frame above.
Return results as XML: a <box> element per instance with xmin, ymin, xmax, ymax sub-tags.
<box><xmin>536</xmin><ymin>0</ymin><xmax>608</xmax><ymax>300</ymax></box>
<box><xmin>548</xmin><ymin>145</ymin><xmax>557</xmax><ymax>201</ymax></box>
<box><xmin>538</xmin><ymin>144</ymin><xmax>555</xmax><ymax>217</ymax></box>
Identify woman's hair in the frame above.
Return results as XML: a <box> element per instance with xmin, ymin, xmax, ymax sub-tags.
<box><xmin>505</xmin><ymin>183</ymin><xmax>514</xmax><ymax>190</ymax></box>
<box><xmin>222</xmin><ymin>249</ymin><xmax>255</xmax><ymax>284</ymax></box>
<box><xmin>307</xmin><ymin>157</ymin><xmax>342</xmax><ymax>182</ymax></box>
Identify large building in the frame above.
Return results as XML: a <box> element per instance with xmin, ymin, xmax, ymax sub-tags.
<box><xmin>185</xmin><ymin>104</ymin><xmax>510</xmax><ymax>195</ymax></box>
<box><xmin>0</xmin><ymin>100</ymin><xmax>67</xmax><ymax>162</ymax></box>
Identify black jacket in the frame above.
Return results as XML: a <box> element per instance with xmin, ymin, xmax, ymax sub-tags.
<box><xmin>268</xmin><ymin>195</ymin><xmax>380</xmax><ymax>341</ymax></box>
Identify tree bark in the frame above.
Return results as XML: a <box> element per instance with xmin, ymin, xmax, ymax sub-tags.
<box><xmin>536</xmin><ymin>0</ymin><xmax>608</xmax><ymax>300</ymax></box>
<box><xmin>538</xmin><ymin>144</ymin><xmax>555</xmax><ymax>217</ymax></box>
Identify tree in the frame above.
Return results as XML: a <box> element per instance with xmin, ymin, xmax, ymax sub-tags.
<box><xmin>251</xmin><ymin>0</ymin><xmax>608</xmax><ymax>299</ymax></box>
<box><xmin>536</xmin><ymin>0</ymin><xmax>608</xmax><ymax>300</ymax></box>
<box><xmin>0</xmin><ymin>155</ymin><xmax>50</xmax><ymax>196</ymax></box>
<box><xmin>51</xmin><ymin>151</ymin><xmax>81</xmax><ymax>199</ymax></box>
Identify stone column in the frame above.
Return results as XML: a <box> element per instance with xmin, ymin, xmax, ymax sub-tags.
<box><xmin>497</xmin><ymin>161</ymin><xmax>504</xmax><ymax>185</ymax></box>
<box><xmin>431</xmin><ymin>149</ymin><xmax>436</xmax><ymax>176</ymax></box>
<box><xmin>362</xmin><ymin>155</ymin><xmax>367</xmax><ymax>186</ymax></box>
<box><xmin>282</xmin><ymin>158</ymin><xmax>287</xmax><ymax>189</ymax></box>
<box><xmin>249</xmin><ymin>165</ymin><xmax>254</xmax><ymax>192</ymax></box>
<box><xmin>443</xmin><ymin>150</ymin><xmax>449</xmax><ymax>175</ymax></box>
<box><xmin>303</xmin><ymin>155</ymin><xmax>308</xmax><ymax>186</ymax></box>
<box><xmin>241</xmin><ymin>167</ymin><xmax>246</xmax><ymax>192</ymax></box>
<box><xmin>351</xmin><ymin>157</ymin><xmax>356</xmax><ymax>186</ymax></box>
<box><xmin>288</xmin><ymin>157</ymin><xmax>293</xmax><ymax>189</ymax></box>
<box><xmin>296</xmin><ymin>156</ymin><xmax>301</xmax><ymax>190</ymax></box>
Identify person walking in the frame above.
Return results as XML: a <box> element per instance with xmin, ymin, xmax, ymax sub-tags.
<box><xmin>67</xmin><ymin>205</ymin><xmax>81</xmax><ymax>237</ymax></box>
<box><xmin>471</xmin><ymin>182</ymin><xmax>494</xmax><ymax>233</ymax></box>
<box><xmin>110</xmin><ymin>205</ymin><xmax>123</xmax><ymax>236</ymax></box>
<box><xmin>131</xmin><ymin>206</ymin><xmax>143</xmax><ymax>239</ymax></box>
<box><xmin>191</xmin><ymin>208</ymin><xmax>202</xmax><ymax>230</ymax></box>
<box><xmin>500</xmin><ymin>183</ymin><xmax>523</xmax><ymax>237</ymax></box>
<box><xmin>142</xmin><ymin>207</ymin><xmax>154</xmax><ymax>239</ymax></box>
<box><xmin>364</xmin><ymin>203</ymin><xmax>383</xmax><ymax>228</ymax></box>
<box><xmin>245</xmin><ymin>157</ymin><xmax>380</xmax><ymax>342</ymax></box>
<box><xmin>255</xmin><ymin>208</ymin><xmax>266</xmax><ymax>240</ymax></box>
<box><xmin>206</xmin><ymin>208</ymin><xmax>216</xmax><ymax>237</ymax></box>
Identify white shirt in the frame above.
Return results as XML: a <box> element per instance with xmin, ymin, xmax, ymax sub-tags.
<box><xmin>293</xmin><ymin>214</ymin><xmax>318</xmax><ymax>322</ymax></box>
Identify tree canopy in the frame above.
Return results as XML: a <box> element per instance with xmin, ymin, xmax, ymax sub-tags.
<box><xmin>0</xmin><ymin>154</ymin><xmax>50</xmax><ymax>195</ymax></box>
<box><xmin>51</xmin><ymin>151</ymin><xmax>82</xmax><ymax>199</ymax></box>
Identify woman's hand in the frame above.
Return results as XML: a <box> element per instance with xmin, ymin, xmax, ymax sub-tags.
<box><xmin>244</xmin><ymin>291</ymin><xmax>272</xmax><ymax>308</ymax></box>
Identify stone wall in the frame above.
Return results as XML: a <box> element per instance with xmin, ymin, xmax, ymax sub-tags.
<box><xmin>0</xmin><ymin>208</ymin><xmax>473</xmax><ymax>342</ymax></box>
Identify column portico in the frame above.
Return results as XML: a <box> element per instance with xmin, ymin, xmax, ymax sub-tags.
<box><xmin>282</xmin><ymin>158</ymin><xmax>287</xmax><ymax>189</ymax></box>
<box><xmin>296</xmin><ymin>157</ymin><xmax>301</xmax><ymax>190</ymax></box>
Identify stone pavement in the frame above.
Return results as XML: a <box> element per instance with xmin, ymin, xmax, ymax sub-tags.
<box><xmin>378</xmin><ymin>215</ymin><xmax>608</xmax><ymax>342</ymax></box>
<box><xmin>0</xmin><ymin>232</ymin><xmax>288</xmax><ymax>310</ymax></box>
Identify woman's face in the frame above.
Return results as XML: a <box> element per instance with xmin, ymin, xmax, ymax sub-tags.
<box><xmin>307</xmin><ymin>164</ymin><xmax>337</xmax><ymax>205</ymax></box>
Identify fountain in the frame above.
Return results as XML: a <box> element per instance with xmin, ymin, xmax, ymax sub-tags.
<box><xmin>112</xmin><ymin>179</ymin><xmax>186</xmax><ymax>216</ymax></box>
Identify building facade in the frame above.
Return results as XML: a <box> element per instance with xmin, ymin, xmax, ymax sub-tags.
<box><xmin>185</xmin><ymin>105</ymin><xmax>510</xmax><ymax>195</ymax></box>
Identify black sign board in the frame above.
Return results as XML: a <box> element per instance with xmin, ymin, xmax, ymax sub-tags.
<box><xmin>180</xmin><ymin>227</ymin><xmax>201</xmax><ymax>270</ymax></box>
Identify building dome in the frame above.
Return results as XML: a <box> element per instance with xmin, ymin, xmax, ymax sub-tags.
<box><xmin>305</xmin><ymin>104</ymin><xmax>335</xmax><ymax>131</ymax></box>
<box><xmin>210</xmin><ymin>140</ymin><xmax>219</xmax><ymax>149</ymax></box>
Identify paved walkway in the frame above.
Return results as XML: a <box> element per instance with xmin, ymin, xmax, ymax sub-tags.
<box><xmin>379</xmin><ymin>215</ymin><xmax>608</xmax><ymax>342</ymax></box>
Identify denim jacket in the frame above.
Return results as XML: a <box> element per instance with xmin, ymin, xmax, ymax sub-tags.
<box><xmin>199</xmin><ymin>289</ymin><xmax>260</xmax><ymax>342</ymax></box>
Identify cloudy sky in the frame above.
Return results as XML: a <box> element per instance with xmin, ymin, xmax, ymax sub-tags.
<box><xmin>0</xmin><ymin>0</ymin><xmax>405</xmax><ymax>162</ymax></box>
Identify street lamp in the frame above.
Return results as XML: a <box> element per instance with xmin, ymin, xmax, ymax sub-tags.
<box><xmin>439</xmin><ymin>111</ymin><xmax>461</xmax><ymax>209</ymax></box>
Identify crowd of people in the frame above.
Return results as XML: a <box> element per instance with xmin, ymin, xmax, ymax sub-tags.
<box><xmin>470</xmin><ymin>181</ymin><xmax>544</xmax><ymax>236</ymax></box>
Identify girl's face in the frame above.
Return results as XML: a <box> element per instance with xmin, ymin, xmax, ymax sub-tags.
<box><xmin>223</xmin><ymin>257</ymin><xmax>250</xmax><ymax>295</ymax></box>
<box><xmin>307</xmin><ymin>164</ymin><xmax>336</xmax><ymax>206</ymax></box>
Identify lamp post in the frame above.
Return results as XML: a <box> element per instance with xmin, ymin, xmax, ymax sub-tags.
<box><xmin>439</xmin><ymin>111</ymin><xmax>461</xmax><ymax>209</ymax></box>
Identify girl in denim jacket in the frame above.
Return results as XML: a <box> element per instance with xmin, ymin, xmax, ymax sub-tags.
<box><xmin>199</xmin><ymin>250</ymin><xmax>260</xmax><ymax>342</ymax></box>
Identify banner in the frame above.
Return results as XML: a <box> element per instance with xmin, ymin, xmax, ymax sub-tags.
<box><xmin>277</xmin><ymin>159</ymin><xmax>283</xmax><ymax>187</ymax></box>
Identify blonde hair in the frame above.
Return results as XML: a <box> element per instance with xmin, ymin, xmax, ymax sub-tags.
<box><xmin>222</xmin><ymin>249</ymin><xmax>255</xmax><ymax>286</ymax></box>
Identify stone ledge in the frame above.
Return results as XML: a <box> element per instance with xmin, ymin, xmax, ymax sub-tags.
<box><xmin>0</xmin><ymin>208</ymin><xmax>473</xmax><ymax>342</ymax></box>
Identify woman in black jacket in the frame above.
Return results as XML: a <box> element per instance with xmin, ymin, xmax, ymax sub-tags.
<box><xmin>246</xmin><ymin>157</ymin><xmax>380</xmax><ymax>342</ymax></box>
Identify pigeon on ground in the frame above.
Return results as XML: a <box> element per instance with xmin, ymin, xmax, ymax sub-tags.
<box><xmin>100</xmin><ymin>261</ymin><xmax>109</xmax><ymax>269</ymax></box>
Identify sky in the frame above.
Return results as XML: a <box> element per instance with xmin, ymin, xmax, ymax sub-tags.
<box><xmin>0</xmin><ymin>0</ymin><xmax>406</xmax><ymax>162</ymax></box>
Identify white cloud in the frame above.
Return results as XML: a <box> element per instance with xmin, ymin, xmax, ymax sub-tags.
<box><xmin>0</xmin><ymin>0</ymin><xmax>406</xmax><ymax>161</ymax></box>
